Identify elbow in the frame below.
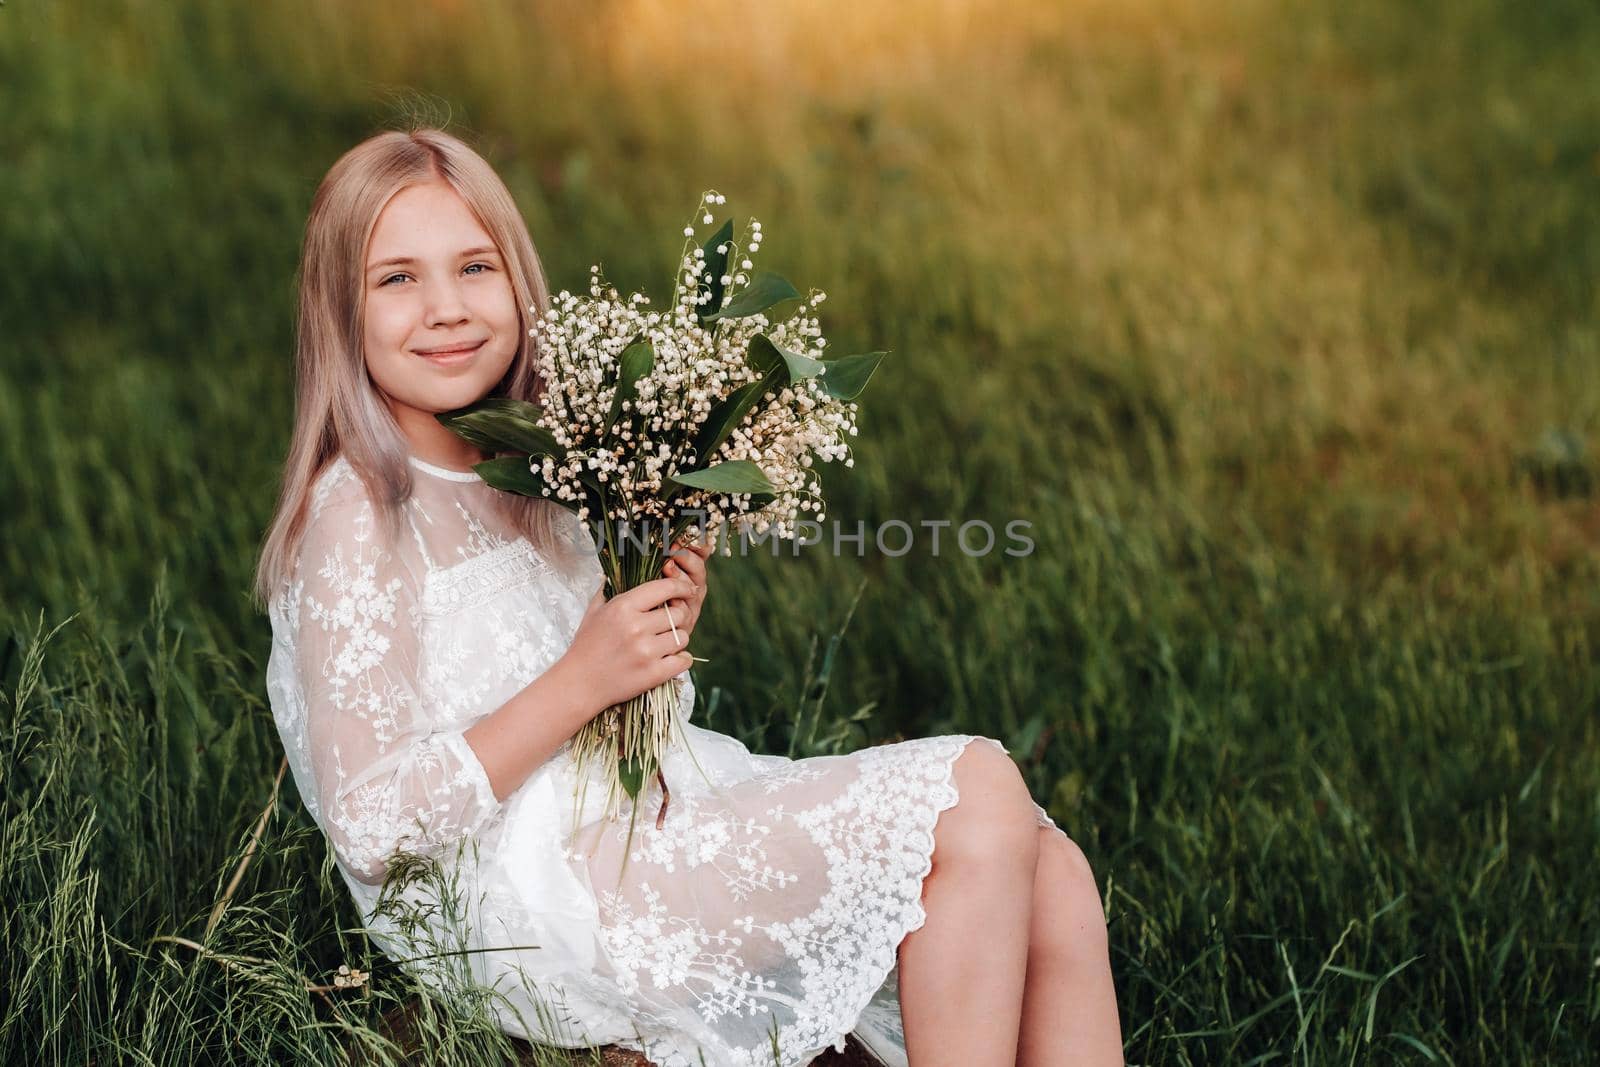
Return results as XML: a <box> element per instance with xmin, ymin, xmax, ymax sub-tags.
<box><xmin>328</xmin><ymin>818</ymin><xmax>460</xmax><ymax>887</ymax></box>
<box><xmin>348</xmin><ymin>860</ymin><xmax>390</xmax><ymax>888</ymax></box>
<box><xmin>332</xmin><ymin>835</ymin><xmax>398</xmax><ymax>887</ymax></box>
<box><xmin>321</xmin><ymin>779</ymin><xmax>421</xmax><ymax>886</ymax></box>
<box><xmin>325</xmin><ymin>803</ymin><xmax>421</xmax><ymax>886</ymax></box>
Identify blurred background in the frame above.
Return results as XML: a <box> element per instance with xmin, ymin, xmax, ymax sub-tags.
<box><xmin>2</xmin><ymin>0</ymin><xmax>1597</xmax><ymax>1061</ymax></box>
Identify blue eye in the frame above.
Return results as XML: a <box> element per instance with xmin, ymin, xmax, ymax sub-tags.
<box><xmin>378</xmin><ymin>263</ymin><xmax>492</xmax><ymax>287</ymax></box>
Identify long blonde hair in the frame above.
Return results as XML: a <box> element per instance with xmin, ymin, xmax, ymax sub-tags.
<box><xmin>251</xmin><ymin>125</ymin><xmax>577</xmax><ymax>613</ymax></box>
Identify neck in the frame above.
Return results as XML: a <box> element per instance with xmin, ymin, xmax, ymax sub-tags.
<box><xmin>391</xmin><ymin>405</ymin><xmax>489</xmax><ymax>472</ymax></box>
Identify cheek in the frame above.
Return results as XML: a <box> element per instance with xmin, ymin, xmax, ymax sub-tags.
<box><xmin>480</xmin><ymin>278</ymin><xmax>520</xmax><ymax>333</ymax></box>
<box><xmin>471</xmin><ymin>283</ymin><xmax>522</xmax><ymax>379</ymax></box>
<box><xmin>363</xmin><ymin>299</ymin><xmax>412</xmax><ymax>351</ymax></box>
<box><xmin>361</xmin><ymin>302</ymin><xmax>419</xmax><ymax>390</ymax></box>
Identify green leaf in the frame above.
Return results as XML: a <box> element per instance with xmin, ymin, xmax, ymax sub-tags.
<box><xmin>435</xmin><ymin>410</ymin><xmax>503</xmax><ymax>452</ymax></box>
<box><xmin>818</xmin><ymin>350</ymin><xmax>887</xmax><ymax>401</ymax></box>
<box><xmin>702</xmin><ymin>271</ymin><xmax>801</xmax><ymax>323</ymax></box>
<box><xmin>669</xmin><ymin>460</ymin><xmax>777</xmax><ymax>495</ymax></box>
<box><xmin>468</xmin><ymin>395</ymin><xmax>546</xmax><ymax>422</ymax></box>
<box><xmin>470</xmin><ymin>455</ymin><xmax>546</xmax><ymax>497</ymax></box>
<box><xmin>691</xmin><ymin>376</ymin><xmax>771</xmax><ymax>467</ymax></box>
<box><xmin>478</xmin><ymin>452</ymin><xmax>602</xmax><ymax>504</ymax></box>
<box><xmin>695</xmin><ymin>219</ymin><xmax>734</xmax><ymax>324</ymax></box>
<box><xmin>602</xmin><ymin>340</ymin><xmax>655</xmax><ymax>437</ymax></box>
<box><xmin>615</xmin><ymin>755</ymin><xmax>646</xmax><ymax>884</ymax></box>
<box><xmin>749</xmin><ymin>333</ymin><xmax>826</xmax><ymax>380</ymax></box>
<box><xmin>618</xmin><ymin>753</ymin><xmax>645</xmax><ymax>799</ymax></box>
<box><xmin>437</xmin><ymin>397</ymin><xmax>560</xmax><ymax>456</ymax></box>
<box><xmin>688</xmin><ymin>333</ymin><xmax>817</xmax><ymax>468</ymax></box>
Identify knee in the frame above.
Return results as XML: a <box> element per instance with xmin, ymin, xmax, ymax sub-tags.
<box><xmin>1053</xmin><ymin>831</ymin><xmax>1100</xmax><ymax>896</ymax></box>
<box><xmin>933</xmin><ymin>740</ymin><xmax>1041</xmax><ymax>873</ymax></box>
<box><xmin>1036</xmin><ymin>828</ymin><xmax>1109</xmax><ymax>960</ymax></box>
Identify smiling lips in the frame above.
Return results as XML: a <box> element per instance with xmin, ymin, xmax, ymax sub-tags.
<box><xmin>414</xmin><ymin>339</ymin><xmax>486</xmax><ymax>361</ymax></box>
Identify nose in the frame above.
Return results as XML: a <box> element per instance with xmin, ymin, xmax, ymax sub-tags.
<box><xmin>424</xmin><ymin>277</ymin><xmax>470</xmax><ymax>328</ymax></box>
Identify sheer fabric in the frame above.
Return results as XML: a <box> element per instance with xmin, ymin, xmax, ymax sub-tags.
<box><xmin>265</xmin><ymin>453</ymin><xmax>1059</xmax><ymax>1067</ymax></box>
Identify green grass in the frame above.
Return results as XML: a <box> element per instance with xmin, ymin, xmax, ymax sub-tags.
<box><xmin>2</xmin><ymin>0</ymin><xmax>1598</xmax><ymax>1061</ymax></box>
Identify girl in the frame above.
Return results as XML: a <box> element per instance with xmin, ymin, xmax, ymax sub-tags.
<box><xmin>253</xmin><ymin>126</ymin><xmax>1122</xmax><ymax>1067</ymax></box>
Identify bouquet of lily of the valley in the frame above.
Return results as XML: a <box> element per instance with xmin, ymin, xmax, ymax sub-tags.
<box><xmin>436</xmin><ymin>190</ymin><xmax>885</xmax><ymax>863</ymax></box>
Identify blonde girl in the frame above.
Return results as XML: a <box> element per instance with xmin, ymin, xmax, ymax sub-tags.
<box><xmin>254</xmin><ymin>125</ymin><xmax>1121</xmax><ymax>1067</ymax></box>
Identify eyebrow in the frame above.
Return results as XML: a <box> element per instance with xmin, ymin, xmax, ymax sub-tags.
<box><xmin>366</xmin><ymin>246</ymin><xmax>502</xmax><ymax>273</ymax></box>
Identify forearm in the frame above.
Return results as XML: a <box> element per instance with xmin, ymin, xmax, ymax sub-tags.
<box><xmin>463</xmin><ymin>654</ymin><xmax>603</xmax><ymax>803</ymax></box>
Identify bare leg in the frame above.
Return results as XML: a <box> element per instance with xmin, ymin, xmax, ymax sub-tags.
<box><xmin>1017</xmin><ymin>826</ymin><xmax>1123</xmax><ymax>1067</ymax></box>
<box><xmin>897</xmin><ymin>741</ymin><xmax>1042</xmax><ymax>1066</ymax></box>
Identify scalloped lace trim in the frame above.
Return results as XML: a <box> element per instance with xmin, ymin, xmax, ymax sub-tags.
<box><xmin>618</xmin><ymin>734</ymin><xmax>1048</xmax><ymax>1067</ymax></box>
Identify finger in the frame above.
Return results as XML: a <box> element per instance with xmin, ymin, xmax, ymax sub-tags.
<box><xmin>646</xmin><ymin>601</ymin><xmax>690</xmax><ymax>639</ymax></box>
<box><xmin>646</xmin><ymin>598</ymin><xmax>691</xmax><ymax>639</ymax></box>
<box><xmin>656</xmin><ymin>647</ymin><xmax>695</xmax><ymax>681</ymax></box>
<box><xmin>670</xmin><ymin>551</ymin><xmax>706</xmax><ymax>588</ymax></box>
<box><xmin>622</xmin><ymin>576</ymin><xmax>697</xmax><ymax>612</ymax></box>
<box><xmin>649</xmin><ymin>628</ymin><xmax>690</xmax><ymax>657</ymax></box>
<box><xmin>664</xmin><ymin>556</ymin><xmax>700</xmax><ymax>583</ymax></box>
<box><xmin>672</xmin><ymin>533</ymin><xmax>714</xmax><ymax>559</ymax></box>
<box><xmin>678</xmin><ymin>598</ymin><xmax>702</xmax><ymax>635</ymax></box>
<box><xmin>676</xmin><ymin>605</ymin><xmax>700</xmax><ymax>638</ymax></box>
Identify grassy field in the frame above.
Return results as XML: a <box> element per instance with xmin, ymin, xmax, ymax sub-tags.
<box><xmin>3</xmin><ymin>0</ymin><xmax>1598</xmax><ymax>1062</ymax></box>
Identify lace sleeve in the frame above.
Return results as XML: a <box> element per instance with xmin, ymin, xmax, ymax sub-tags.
<box><xmin>294</xmin><ymin>492</ymin><xmax>502</xmax><ymax>886</ymax></box>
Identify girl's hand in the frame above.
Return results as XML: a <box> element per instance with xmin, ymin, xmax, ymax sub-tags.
<box><xmin>661</xmin><ymin>535</ymin><xmax>711</xmax><ymax>636</ymax></box>
<box><xmin>565</xmin><ymin>575</ymin><xmax>700</xmax><ymax>712</ymax></box>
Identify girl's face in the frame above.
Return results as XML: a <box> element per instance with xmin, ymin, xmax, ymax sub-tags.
<box><xmin>361</xmin><ymin>180</ymin><xmax>519</xmax><ymax>453</ymax></box>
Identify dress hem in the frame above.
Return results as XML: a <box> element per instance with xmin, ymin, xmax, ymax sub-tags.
<box><xmin>793</xmin><ymin>733</ymin><xmax>1005</xmax><ymax>1067</ymax></box>
<box><xmin>549</xmin><ymin>733</ymin><xmax>1036</xmax><ymax>1067</ymax></box>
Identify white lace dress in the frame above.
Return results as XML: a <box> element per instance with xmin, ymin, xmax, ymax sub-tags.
<box><xmin>264</xmin><ymin>452</ymin><xmax>1058</xmax><ymax>1067</ymax></box>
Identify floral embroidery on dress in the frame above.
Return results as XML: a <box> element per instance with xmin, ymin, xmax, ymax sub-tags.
<box><xmin>598</xmin><ymin>792</ymin><xmax>799</xmax><ymax>902</ymax></box>
<box><xmin>265</xmin><ymin>454</ymin><xmax>1063</xmax><ymax>1067</ymax></box>
<box><xmin>280</xmin><ymin>474</ymin><xmax>504</xmax><ymax>886</ymax></box>
<box><xmin>595</xmin><ymin>882</ymin><xmax>780</xmax><ymax>1023</ymax></box>
<box><xmin>755</xmin><ymin>762</ymin><xmax>829</xmax><ymax>795</ymax></box>
<box><xmin>303</xmin><ymin>535</ymin><xmax>408</xmax><ymax>746</ymax></box>
<box><xmin>455</xmin><ymin>498</ymin><xmax>514</xmax><ymax>561</ymax></box>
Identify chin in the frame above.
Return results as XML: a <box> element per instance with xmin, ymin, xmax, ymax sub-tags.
<box><xmin>428</xmin><ymin>379</ymin><xmax>499</xmax><ymax>411</ymax></box>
